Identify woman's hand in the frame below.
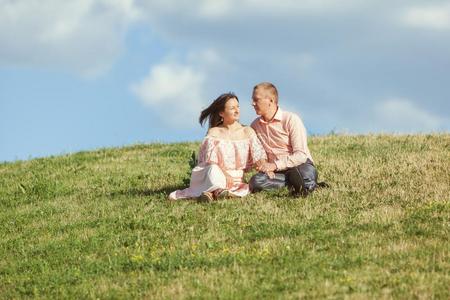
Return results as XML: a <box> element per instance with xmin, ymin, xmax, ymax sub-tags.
<box><xmin>226</xmin><ymin>175</ymin><xmax>234</xmax><ymax>189</ymax></box>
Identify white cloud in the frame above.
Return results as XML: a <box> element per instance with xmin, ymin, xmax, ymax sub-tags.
<box><xmin>401</xmin><ymin>4</ymin><xmax>450</xmax><ymax>30</ymax></box>
<box><xmin>131</xmin><ymin>62</ymin><xmax>204</xmax><ymax>106</ymax></box>
<box><xmin>140</xmin><ymin>0</ymin><xmax>364</xmax><ymax>20</ymax></box>
<box><xmin>130</xmin><ymin>47</ymin><xmax>243</xmax><ymax>127</ymax></box>
<box><xmin>374</xmin><ymin>98</ymin><xmax>446</xmax><ymax>133</ymax></box>
<box><xmin>198</xmin><ymin>0</ymin><xmax>232</xmax><ymax>18</ymax></box>
<box><xmin>333</xmin><ymin>97</ymin><xmax>449</xmax><ymax>134</ymax></box>
<box><xmin>241</xmin><ymin>0</ymin><xmax>363</xmax><ymax>16</ymax></box>
<box><xmin>130</xmin><ymin>60</ymin><xmax>206</xmax><ymax>126</ymax></box>
<box><xmin>0</xmin><ymin>0</ymin><xmax>140</xmax><ymax>77</ymax></box>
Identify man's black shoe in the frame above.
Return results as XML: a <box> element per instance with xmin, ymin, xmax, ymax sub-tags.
<box><xmin>286</xmin><ymin>167</ymin><xmax>308</xmax><ymax>198</ymax></box>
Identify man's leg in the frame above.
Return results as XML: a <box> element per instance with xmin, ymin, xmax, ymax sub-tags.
<box><xmin>249</xmin><ymin>172</ymin><xmax>286</xmax><ymax>193</ymax></box>
<box><xmin>285</xmin><ymin>159</ymin><xmax>318</xmax><ymax>197</ymax></box>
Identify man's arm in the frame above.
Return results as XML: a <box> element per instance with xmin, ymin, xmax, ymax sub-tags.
<box><xmin>274</xmin><ymin>114</ymin><xmax>309</xmax><ymax>170</ymax></box>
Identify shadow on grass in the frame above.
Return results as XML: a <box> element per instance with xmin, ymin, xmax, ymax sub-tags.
<box><xmin>108</xmin><ymin>184</ymin><xmax>329</xmax><ymax>203</ymax></box>
<box><xmin>107</xmin><ymin>181</ymin><xmax>329</xmax><ymax>203</ymax></box>
<box><xmin>107</xmin><ymin>185</ymin><xmax>229</xmax><ymax>204</ymax></box>
<box><xmin>108</xmin><ymin>184</ymin><xmax>186</xmax><ymax>199</ymax></box>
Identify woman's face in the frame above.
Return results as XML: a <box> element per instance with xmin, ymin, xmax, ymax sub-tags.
<box><xmin>220</xmin><ymin>98</ymin><xmax>240</xmax><ymax>123</ymax></box>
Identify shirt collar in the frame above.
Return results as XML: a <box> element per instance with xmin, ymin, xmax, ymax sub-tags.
<box><xmin>273</xmin><ymin>107</ymin><xmax>283</xmax><ymax>121</ymax></box>
<box><xmin>259</xmin><ymin>106</ymin><xmax>283</xmax><ymax>124</ymax></box>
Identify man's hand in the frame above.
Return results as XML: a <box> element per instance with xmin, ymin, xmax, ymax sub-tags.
<box><xmin>255</xmin><ymin>159</ymin><xmax>266</xmax><ymax>169</ymax></box>
<box><xmin>266</xmin><ymin>171</ymin><xmax>275</xmax><ymax>179</ymax></box>
<box><xmin>257</xmin><ymin>162</ymin><xmax>277</xmax><ymax>173</ymax></box>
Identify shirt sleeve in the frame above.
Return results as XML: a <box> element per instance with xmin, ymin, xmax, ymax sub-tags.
<box><xmin>274</xmin><ymin>114</ymin><xmax>309</xmax><ymax>170</ymax></box>
<box><xmin>198</xmin><ymin>137</ymin><xmax>220</xmax><ymax>166</ymax></box>
<box><xmin>247</xmin><ymin>133</ymin><xmax>267</xmax><ymax>168</ymax></box>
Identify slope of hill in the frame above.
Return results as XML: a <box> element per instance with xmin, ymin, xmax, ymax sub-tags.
<box><xmin>1</xmin><ymin>134</ymin><xmax>449</xmax><ymax>298</ymax></box>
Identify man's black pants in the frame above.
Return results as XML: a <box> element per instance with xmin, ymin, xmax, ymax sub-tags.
<box><xmin>249</xmin><ymin>159</ymin><xmax>318</xmax><ymax>196</ymax></box>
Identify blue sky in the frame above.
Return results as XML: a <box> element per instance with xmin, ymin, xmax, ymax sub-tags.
<box><xmin>1</xmin><ymin>0</ymin><xmax>449</xmax><ymax>162</ymax></box>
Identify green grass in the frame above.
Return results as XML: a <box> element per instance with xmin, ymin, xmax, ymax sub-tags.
<box><xmin>1</xmin><ymin>134</ymin><xmax>449</xmax><ymax>299</ymax></box>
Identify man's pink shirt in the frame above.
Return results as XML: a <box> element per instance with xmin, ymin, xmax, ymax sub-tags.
<box><xmin>251</xmin><ymin>107</ymin><xmax>313</xmax><ymax>171</ymax></box>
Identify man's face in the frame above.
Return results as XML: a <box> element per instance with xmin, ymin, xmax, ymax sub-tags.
<box><xmin>252</xmin><ymin>88</ymin><xmax>274</xmax><ymax>116</ymax></box>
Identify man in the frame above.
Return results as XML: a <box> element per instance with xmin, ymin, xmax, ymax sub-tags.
<box><xmin>249</xmin><ymin>82</ymin><xmax>318</xmax><ymax>197</ymax></box>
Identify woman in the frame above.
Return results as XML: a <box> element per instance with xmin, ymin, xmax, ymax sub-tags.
<box><xmin>169</xmin><ymin>92</ymin><xmax>267</xmax><ymax>201</ymax></box>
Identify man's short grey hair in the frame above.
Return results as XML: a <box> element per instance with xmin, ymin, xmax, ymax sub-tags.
<box><xmin>253</xmin><ymin>82</ymin><xmax>278</xmax><ymax>103</ymax></box>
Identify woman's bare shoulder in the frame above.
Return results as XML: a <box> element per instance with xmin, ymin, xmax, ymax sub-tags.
<box><xmin>207</xmin><ymin>127</ymin><xmax>224</xmax><ymax>138</ymax></box>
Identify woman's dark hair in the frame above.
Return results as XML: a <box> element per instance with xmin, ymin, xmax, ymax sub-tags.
<box><xmin>199</xmin><ymin>92</ymin><xmax>239</xmax><ymax>128</ymax></box>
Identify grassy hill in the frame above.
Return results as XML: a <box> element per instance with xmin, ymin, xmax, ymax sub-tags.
<box><xmin>1</xmin><ymin>134</ymin><xmax>449</xmax><ymax>299</ymax></box>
